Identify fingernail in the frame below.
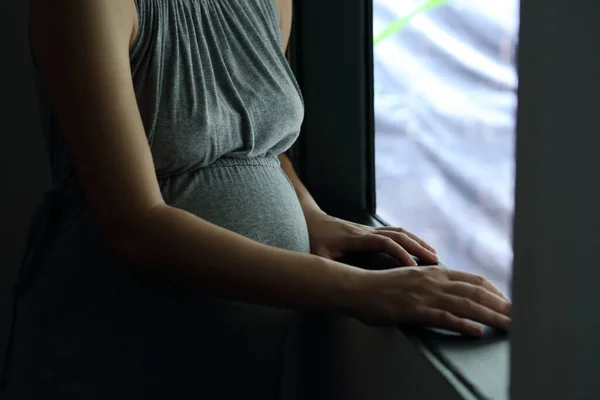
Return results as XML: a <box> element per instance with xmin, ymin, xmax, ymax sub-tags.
<box><xmin>474</xmin><ymin>326</ymin><xmax>485</xmax><ymax>336</ymax></box>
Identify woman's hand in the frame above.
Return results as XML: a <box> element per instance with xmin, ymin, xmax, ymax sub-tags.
<box><xmin>304</xmin><ymin>210</ymin><xmax>439</xmax><ymax>266</ymax></box>
<box><xmin>303</xmin><ymin>211</ymin><xmax>511</xmax><ymax>334</ymax></box>
<box><xmin>347</xmin><ymin>265</ymin><xmax>511</xmax><ymax>335</ymax></box>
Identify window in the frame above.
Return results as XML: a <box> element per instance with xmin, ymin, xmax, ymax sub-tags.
<box><xmin>373</xmin><ymin>0</ymin><xmax>519</xmax><ymax>296</ymax></box>
<box><xmin>293</xmin><ymin>1</ymin><xmax>597</xmax><ymax>398</ymax></box>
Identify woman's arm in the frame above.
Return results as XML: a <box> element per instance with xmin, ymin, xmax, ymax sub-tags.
<box><xmin>29</xmin><ymin>0</ymin><xmax>363</xmax><ymax>311</ymax></box>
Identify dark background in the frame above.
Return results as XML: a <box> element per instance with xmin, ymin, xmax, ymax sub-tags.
<box><xmin>0</xmin><ymin>0</ymin><xmax>50</xmax><ymax>360</ymax></box>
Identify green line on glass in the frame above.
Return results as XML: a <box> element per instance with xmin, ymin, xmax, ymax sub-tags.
<box><xmin>373</xmin><ymin>0</ymin><xmax>448</xmax><ymax>46</ymax></box>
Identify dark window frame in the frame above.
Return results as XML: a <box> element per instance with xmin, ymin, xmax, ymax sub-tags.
<box><xmin>289</xmin><ymin>1</ymin><xmax>375</xmax><ymax>223</ymax></box>
<box><xmin>288</xmin><ymin>2</ymin><xmax>509</xmax><ymax>399</ymax></box>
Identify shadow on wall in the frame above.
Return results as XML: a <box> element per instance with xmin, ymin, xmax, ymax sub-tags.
<box><xmin>0</xmin><ymin>0</ymin><xmax>50</xmax><ymax>367</ymax></box>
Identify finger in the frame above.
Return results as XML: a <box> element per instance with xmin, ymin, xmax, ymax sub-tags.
<box><xmin>374</xmin><ymin>230</ymin><xmax>438</xmax><ymax>264</ymax></box>
<box><xmin>443</xmin><ymin>282</ymin><xmax>511</xmax><ymax>316</ymax></box>
<box><xmin>446</xmin><ymin>270</ymin><xmax>509</xmax><ymax>301</ymax></box>
<box><xmin>417</xmin><ymin>307</ymin><xmax>484</xmax><ymax>337</ymax></box>
<box><xmin>376</xmin><ymin>227</ymin><xmax>438</xmax><ymax>254</ymax></box>
<box><xmin>344</xmin><ymin>234</ymin><xmax>417</xmax><ymax>266</ymax></box>
<box><xmin>435</xmin><ymin>293</ymin><xmax>511</xmax><ymax>330</ymax></box>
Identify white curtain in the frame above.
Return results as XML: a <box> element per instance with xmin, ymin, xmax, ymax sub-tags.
<box><xmin>373</xmin><ymin>0</ymin><xmax>519</xmax><ymax>296</ymax></box>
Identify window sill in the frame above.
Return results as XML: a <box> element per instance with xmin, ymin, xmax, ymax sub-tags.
<box><xmin>337</xmin><ymin>214</ymin><xmax>510</xmax><ymax>400</ymax></box>
<box><xmin>410</xmin><ymin>328</ymin><xmax>509</xmax><ymax>400</ymax></box>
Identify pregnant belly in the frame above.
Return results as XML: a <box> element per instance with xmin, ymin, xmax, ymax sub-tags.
<box><xmin>159</xmin><ymin>156</ymin><xmax>311</xmax><ymax>254</ymax></box>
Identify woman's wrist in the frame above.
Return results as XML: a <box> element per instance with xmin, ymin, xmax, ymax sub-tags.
<box><xmin>312</xmin><ymin>256</ymin><xmax>370</xmax><ymax>315</ymax></box>
<box><xmin>300</xmin><ymin>200</ymin><xmax>326</xmax><ymax>220</ymax></box>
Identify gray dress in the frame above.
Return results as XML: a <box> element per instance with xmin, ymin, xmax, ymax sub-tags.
<box><xmin>2</xmin><ymin>0</ymin><xmax>311</xmax><ymax>398</ymax></box>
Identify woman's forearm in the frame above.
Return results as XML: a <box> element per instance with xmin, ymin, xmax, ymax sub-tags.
<box><xmin>117</xmin><ymin>203</ymin><xmax>364</xmax><ymax>311</ymax></box>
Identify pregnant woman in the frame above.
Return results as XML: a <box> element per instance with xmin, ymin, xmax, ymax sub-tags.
<box><xmin>3</xmin><ymin>0</ymin><xmax>510</xmax><ymax>398</ymax></box>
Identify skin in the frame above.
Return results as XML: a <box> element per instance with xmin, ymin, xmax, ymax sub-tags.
<box><xmin>274</xmin><ymin>0</ymin><xmax>294</xmax><ymax>49</ymax></box>
<box><xmin>28</xmin><ymin>0</ymin><xmax>510</xmax><ymax>337</ymax></box>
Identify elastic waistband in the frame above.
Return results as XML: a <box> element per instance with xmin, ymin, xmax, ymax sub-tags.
<box><xmin>156</xmin><ymin>155</ymin><xmax>282</xmax><ymax>180</ymax></box>
<box><xmin>208</xmin><ymin>156</ymin><xmax>281</xmax><ymax>168</ymax></box>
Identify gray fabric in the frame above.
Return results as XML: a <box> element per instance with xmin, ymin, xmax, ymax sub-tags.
<box><xmin>3</xmin><ymin>1</ymin><xmax>310</xmax><ymax>398</ymax></box>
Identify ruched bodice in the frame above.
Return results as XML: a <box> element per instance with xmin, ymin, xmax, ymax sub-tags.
<box><xmin>130</xmin><ymin>0</ymin><xmax>304</xmax><ymax>175</ymax></box>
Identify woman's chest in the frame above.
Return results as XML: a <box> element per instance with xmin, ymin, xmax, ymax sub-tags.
<box><xmin>130</xmin><ymin>0</ymin><xmax>305</xmax><ymax>170</ymax></box>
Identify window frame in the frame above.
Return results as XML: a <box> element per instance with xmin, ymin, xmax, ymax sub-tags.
<box><xmin>289</xmin><ymin>1</ymin><xmax>376</xmax><ymax>222</ymax></box>
<box><xmin>289</xmin><ymin>1</ymin><xmax>511</xmax><ymax>399</ymax></box>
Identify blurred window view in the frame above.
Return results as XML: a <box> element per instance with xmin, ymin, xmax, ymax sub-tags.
<box><xmin>373</xmin><ymin>0</ymin><xmax>519</xmax><ymax>296</ymax></box>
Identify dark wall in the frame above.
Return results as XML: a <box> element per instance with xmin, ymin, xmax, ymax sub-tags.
<box><xmin>0</xmin><ymin>0</ymin><xmax>50</xmax><ymax>368</ymax></box>
<box><xmin>511</xmin><ymin>0</ymin><xmax>600</xmax><ymax>399</ymax></box>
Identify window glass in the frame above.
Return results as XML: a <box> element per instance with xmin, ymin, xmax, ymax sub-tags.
<box><xmin>373</xmin><ymin>0</ymin><xmax>519</xmax><ymax>296</ymax></box>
